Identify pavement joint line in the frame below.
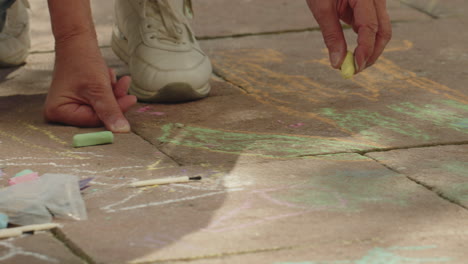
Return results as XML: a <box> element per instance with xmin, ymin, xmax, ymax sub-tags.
<box><xmin>129</xmin><ymin>245</ymin><xmax>295</xmax><ymax>264</ymax></box>
<box><xmin>197</xmin><ymin>20</ymin><xmax>419</xmax><ymax>41</ymax></box>
<box><xmin>51</xmin><ymin>228</ymin><xmax>96</xmax><ymax>264</ymax></box>
<box><xmin>358</xmin><ymin>141</ymin><xmax>468</xmax><ymax>155</ymax></box>
<box><xmin>400</xmin><ymin>0</ymin><xmax>440</xmax><ymax>19</ymax></box>
<box><xmin>130</xmin><ymin>128</ymin><xmax>183</xmax><ymax>167</ymax></box>
<box><xmin>364</xmin><ymin>154</ymin><xmax>468</xmax><ymax>211</ymax></box>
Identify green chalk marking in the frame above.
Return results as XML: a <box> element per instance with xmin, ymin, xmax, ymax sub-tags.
<box><xmin>158</xmin><ymin>123</ymin><xmax>375</xmax><ymax>158</ymax></box>
<box><xmin>13</xmin><ymin>169</ymin><xmax>34</xmax><ymax>178</ymax></box>
<box><xmin>73</xmin><ymin>131</ymin><xmax>114</xmax><ymax>148</ymax></box>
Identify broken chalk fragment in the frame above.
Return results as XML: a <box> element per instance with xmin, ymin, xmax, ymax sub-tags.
<box><xmin>8</xmin><ymin>172</ymin><xmax>39</xmax><ymax>186</ymax></box>
<box><xmin>73</xmin><ymin>131</ymin><xmax>114</xmax><ymax>148</ymax></box>
<box><xmin>341</xmin><ymin>51</ymin><xmax>356</xmax><ymax>79</ymax></box>
<box><xmin>0</xmin><ymin>213</ymin><xmax>8</xmax><ymax>229</ymax></box>
<box><xmin>14</xmin><ymin>169</ymin><xmax>34</xmax><ymax>178</ymax></box>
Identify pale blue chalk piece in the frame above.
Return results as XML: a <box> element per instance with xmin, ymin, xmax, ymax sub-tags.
<box><xmin>0</xmin><ymin>213</ymin><xmax>8</xmax><ymax>229</ymax></box>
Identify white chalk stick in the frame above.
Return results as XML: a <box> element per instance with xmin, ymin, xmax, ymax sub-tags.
<box><xmin>130</xmin><ymin>176</ymin><xmax>202</xmax><ymax>188</ymax></box>
<box><xmin>17</xmin><ymin>223</ymin><xmax>60</xmax><ymax>233</ymax></box>
<box><xmin>0</xmin><ymin>229</ymin><xmax>22</xmax><ymax>239</ymax></box>
<box><xmin>0</xmin><ymin>223</ymin><xmax>60</xmax><ymax>240</ymax></box>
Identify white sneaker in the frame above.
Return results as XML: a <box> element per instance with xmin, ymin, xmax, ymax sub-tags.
<box><xmin>0</xmin><ymin>0</ymin><xmax>30</xmax><ymax>67</ymax></box>
<box><xmin>112</xmin><ymin>0</ymin><xmax>212</xmax><ymax>102</ymax></box>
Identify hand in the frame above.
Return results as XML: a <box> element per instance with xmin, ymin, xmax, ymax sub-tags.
<box><xmin>306</xmin><ymin>0</ymin><xmax>392</xmax><ymax>73</ymax></box>
<box><xmin>44</xmin><ymin>35</ymin><xmax>137</xmax><ymax>132</ymax></box>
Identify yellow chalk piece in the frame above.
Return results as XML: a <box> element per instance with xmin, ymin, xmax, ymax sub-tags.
<box><xmin>341</xmin><ymin>51</ymin><xmax>356</xmax><ymax>79</ymax></box>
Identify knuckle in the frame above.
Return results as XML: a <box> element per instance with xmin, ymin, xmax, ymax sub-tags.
<box><xmin>380</xmin><ymin>27</ymin><xmax>393</xmax><ymax>42</ymax></box>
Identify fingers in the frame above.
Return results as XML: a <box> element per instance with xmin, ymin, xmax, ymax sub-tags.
<box><xmin>118</xmin><ymin>95</ymin><xmax>138</xmax><ymax>113</ymax></box>
<box><xmin>109</xmin><ymin>68</ymin><xmax>117</xmax><ymax>86</ymax></box>
<box><xmin>306</xmin><ymin>0</ymin><xmax>347</xmax><ymax>69</ymax></box>
<box><xmin>366</xmin><ymin>0</ymin><xmax>392</xmax><ymax>67</ymax></box>
<box><xmin>351</xmin><ymin>0</ymin><xmax>379</xmax><ymax>73</ymax></box>
<box><xmin>114</xmin><ymin>76</ymin><xmax>137</xmax><ymax>112</ymax></box>
<box><xmin>87</xmin><ymin>81</ymin><xmax>131</xmax><ymax>133</ymax></box>
<box><xmin>113</xmin><ymin>75</ymin><xmax>132</xmax><ymax>98</ymax></box>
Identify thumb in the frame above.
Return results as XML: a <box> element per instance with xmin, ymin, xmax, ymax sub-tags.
<box><xmin>89</xmin><ymin>85</ymin><xmax>131</xmax><ymax>133</ymax></box>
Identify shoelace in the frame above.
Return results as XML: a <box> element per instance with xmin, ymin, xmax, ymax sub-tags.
<box><xmin>142</xmin><ymin>0</ymin><xmax>190</xmax><ymax>44</ymax></box>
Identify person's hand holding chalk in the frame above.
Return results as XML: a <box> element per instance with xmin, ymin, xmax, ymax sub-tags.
<box><xmin>306</xmin><ymin>0</ymin><xmax>392</xmax><ymax>75</ymax></box>
<box><xmin>43</xmin><ymin>29</ymin><xmax>137</xmax><ymax>133</ymax></box>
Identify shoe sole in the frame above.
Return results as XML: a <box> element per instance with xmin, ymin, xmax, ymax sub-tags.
<box><xmin>0</xmin><ymin>48</ymin><xmax>28</xmax><ymax>68</ymax></box>
<box><xmin>111</xmin><ymin>26</ymin><xmax>210</xmax><ymax>103</ymax></box>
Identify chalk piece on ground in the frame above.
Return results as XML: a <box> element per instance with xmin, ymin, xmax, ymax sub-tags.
<box><xmin>130</xmin><ymin>176</ymin><xmax>202</xmax><ymax>188</ymax></box>
<box><xmin>0</xmin><ymin>213</ymin><xmax>8</xmax><ymax>229</ymax></box>
<box><xmin>8</xmin><ymin>172</ymin><xmax>39</xmax><ymax>186</ymax></box>
<box><xmin>73</xmin><ymin>131</ymin><xmax>114</xmax><ymax>148</ymax></box>
<box><xmin>341</xmin><ymin>51</ymin><xmax>356</xmax><ymax>79</ymax></box>
<box><xmin>0</xmin><ymin>223</ymin><xmax>60</xmax><ymax>240</ymax></box>
<box><xmin>14</xmin><ymin>169</ymin><xmax>34</xmax><ymax>178</ymax></box>
<box><xmin>0</xmin><ymin>229</ymin><xmax>21</xmax><ymax>239</ymax></box>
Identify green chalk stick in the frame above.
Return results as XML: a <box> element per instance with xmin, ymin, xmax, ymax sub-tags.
<box><xmin>0</xmin><ymin>213</ymin><xmax>8</xmax><ymax>229</ymax></box>
<box><xmin>14</xmin><ymin>169</ymin><xmax>34</xmax><ymax>178</ymax></box>
<box><xmin>73</xmin><ymin>131</ymin><xmax>114</xmax><ymax>148</ymax></box>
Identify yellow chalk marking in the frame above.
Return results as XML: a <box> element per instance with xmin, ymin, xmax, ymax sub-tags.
<box><xmin>341</xmin><ymin>51</ymin><xmax>356</xmax><ymax>79</ymax></box>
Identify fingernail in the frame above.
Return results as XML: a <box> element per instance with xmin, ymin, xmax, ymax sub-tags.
<box><xmin>111</xmin><ymin>119</ymin><xmax>130</xmax><ymax>133</ymax></box>
<box><xmin>356</xmin><ymin>58</ymin><xmax>367</xmax><ymax>73</ymax></box>
<box><xmin>331</xmin><ymin>52</ymin><xmax>342</xmax><ymax>68</ymax></box>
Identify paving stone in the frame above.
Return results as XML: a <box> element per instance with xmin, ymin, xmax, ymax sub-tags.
<box><xmin>191</xmin><ymin>0</ymin><xmax>430</xmax><ymax>38</ymax></box>
<box><xmin>55</xmin><ymin>154</ymin><xmax>468</xmax><ymax>263</ymax></box>
<box><xmin>127</xmin><ymin>89</ymin><xmax>371</xmax><ymax>166</ymax></box>
<box><xmin>27</xmin><ymin>0</ymin><xmax>430</xmax><ymax>52</ymax></box>
<box><xmin>0</xmin><ymin>94</ymin><xmax>178</xmax><ymax>186</ymax></box>
<box><xmin>197</xmin><ymin>19</ymin><xmax>468</xmax><ymax>155</ymax></box>
<box><xmin>129</xmin><ymin>18</ymin><xmax>468</xmax><ymax>165</ymax></box>
<box><xmin>367</xmin><ymin>145</ymin><xmax>468</xmax><ymax>208</ymax></box>
<box><xmin>0</xmin><ymin>233</ymin><xmax>83</xmax><ymax>264</ymax></box>
<box><xmin>400</xmin><ymin>0</ymin><xmax>468</xmax><ymax>18</ymax></box>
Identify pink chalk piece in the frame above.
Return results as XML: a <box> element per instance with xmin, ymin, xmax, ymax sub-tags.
<box><xmin>149</xmin><ymin>112</ymin><xmax>165</xmax><ymax>116</ymax></box>
<box><xmin>289</xmin><ymin>123</ymin><xmax>305</xmax><ymax>128</ymax></box>
<box><xmin>137</xmin><ymin>106</ymin><xmax>151</xmax><ymax>113</ymax></box>
<box><xmin>8</xmin><ymin>172</ymin><xmax>39</xmax><ymax>186</ymax></box>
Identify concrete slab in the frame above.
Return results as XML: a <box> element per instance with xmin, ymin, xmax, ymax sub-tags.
<box><xmin>0</xmin><ymin>233</ymin><xmax>83</xmax><ymax>264</ymax></box>
<box><xmin>367</xmin><ymin>145</ymin><xmax>468</xmax><ymax>208</ymax></box>
<box><xmin>127</xmin><ymin>88</ymin><xmax>372</xmax><ymax>166</ymax></box>
<box><xmin>0</xmin><ymin>94</ymin><xmax>178</xmax><ymax>187</ymax></box>
<box><xmin>197</xmin><ymin>19</ymin><xmax>468</xmax><ymax>155</ymax></box>
<box><xmin>400</xmin><ymin>0</ymin><xmax>468</xmax><ymax>18</ymax></box>
<box><xmin>56</xmin><ymin>154</ymin><xmax>468</xmax><ymax>263</ymax></box>
<box><xmin>27</xmin><ymin>0</ymin><xmax>430</xmax><ymax>52</ymax></box>
<box><xmin>191</xmin><ymin>0</ymin><xmax>430</xmax><ymax>38</ymax></box>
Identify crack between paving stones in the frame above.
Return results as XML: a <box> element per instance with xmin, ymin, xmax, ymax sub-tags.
<box><xmin>364</xmin><ymin>154</ymin><xmax>468</xmax><ymax>211</ymax></box>
<box><xmin>400</xmin><ymin>0</ymin><xmax>440</xmax><ymax>19</ymax></box>
<box><xmin>51</xmin><ymin>228</ymin><xmax>96</xmax><ymax>264</ymax></box>
<box><xmin>130</xmin><ymin>129</ymin><xmax>183</xmax><ymax>167</ymax></box>
<box><xmin>130</xmin><ymin>245</ymin><xmax>294</xmax><ymax>264</ymax></box>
